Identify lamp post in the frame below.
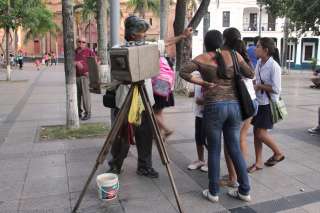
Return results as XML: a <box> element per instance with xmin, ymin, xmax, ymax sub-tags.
<box><xmin>110</xmin><ymin>0</ymin><xmax>120</xmax><ymax>47</ymax></box>
<box><xmin>160</xmin><ymin>0</ymin><xmax>169</xmax><ymax>40</ymax></box>
<box><xmin>257</xmin><ymin>0</ymin><xmax>263</xmax><ymax>37</ymax></box>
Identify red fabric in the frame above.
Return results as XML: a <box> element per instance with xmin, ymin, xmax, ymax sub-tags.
<box><xmin>128</xmin><ymin>124</ymin><xmax>135</xmax><ymax>145</ymax></box>
<box><xmin>75</xmin><ymin>47</ymin><xmax>96</xmax><ymax>76</ymax></box>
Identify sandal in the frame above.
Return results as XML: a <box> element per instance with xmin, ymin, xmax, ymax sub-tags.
<box><xmin>264</xmin><ymin>155</ymin><xmax>285</xmax><ymax>167</ymax></box>
<box><xmin>247</xmin><ymin>164</ymin><xmax>263</xmax><ymax>173</ymax></box>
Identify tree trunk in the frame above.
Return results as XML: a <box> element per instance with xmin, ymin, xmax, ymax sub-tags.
<box><xmin>203</xmin><ymin>10</ymin><xmax>210</xmax><ymax>50</ymax></box>
<box><xmin>97</xmin><ymin>0</ymin><xmax>110</xmax><ymax>83</ymax></box>
<box><xmin>62</xmin><ymin>0</ymin><xmax>80</xmax><ymax>129</ymax></box>
<box><xmin>5</xmin><ymin>27</ymin><xmax>11</xmax><ymax>81</ymax></box>
<box><xmin>160</xmin><ymin>0</ymin><xmax>169</xmax><ymax>39</ymax></box>
<box><xmin>173</xmin><ymin>0</ymin><xmax>187</xmax><ymax>73</ymax></box>
<box><xmin>88</xmin><ymin>20</ymin><xmax>92</xmax><ymax>49</ymax></box>
<box><xmin>281</xmin><ymin>17</ymin><xmax>289</xmax><ymax>74</ymax></box>
<box><xmin>174</xmin><ymin>0</ymin><xmax>211</xmax><ymax>91</ymax></box>
<box><xmin>14</xmin><ymin>29</ymin><xmax>18</xmax><ymax>53</ymax></box>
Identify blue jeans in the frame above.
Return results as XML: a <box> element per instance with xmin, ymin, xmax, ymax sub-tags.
<box><xmin>204</xmin><ymin>101</ymin><xmax>250</xmax><ymax>196</ymax></box>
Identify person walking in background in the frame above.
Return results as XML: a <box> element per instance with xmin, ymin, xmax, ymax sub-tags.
<box><xmin>221</xmin><ymin>28</ymin><xmax>258</xmax><ymax>187</ymax></box>
<box><xmin>43</xmin><ymin>53</ymin><xmax>49</xmax><ymax>66</ymax></box>
<box><xmin>152</xmin><ymin>41</ymin><xmax>175</xmax><ymax>140</ymax></box>
<box><xmin>187</xmin><ymin>71</ymin><xmax>208</xmax><ymax>173</ymax></box>
<box><xmin>248</xmin><ymin>37</ymin><xmax>285</xmax><ymax>173</ymax></box>
<box><xmin>51</xmin><ymin>52</ymin><xmax>57</xmax><ymax>66</ymax></box>
<box><xmin>247</xmin><ymin>36</ymin><xmax>260</xmax><ymax>69</ymax></box>
<box><xmin>34</xmin><ymin>59</ymin><xmax>41</xmax><ymax>71</ymax></box>
<box><xmin>17</xmin><ymin>51</ymin><xmax>24</xmax><ymax>70</ymax></box>
<box><xmin>180</xmin><ymin>29</ymin><xmax>254</xmax><ymax>203</ymax></box>
<box><xmin>75</xmin><ymin>36</ymin><xmax>96</xmax><ymax>121</ymax></box>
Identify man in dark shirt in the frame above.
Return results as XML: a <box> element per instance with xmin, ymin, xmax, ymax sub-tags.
<box><xmin>75</xmin><ymin>37</ymin><xmax>96</xmax><ymax>120</ymax></box>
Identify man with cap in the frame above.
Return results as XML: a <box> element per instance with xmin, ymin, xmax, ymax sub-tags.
<box><xmin>108</xmin><ymin>15</ymin><xmax>192</xmax><ymax>178</ymax></box>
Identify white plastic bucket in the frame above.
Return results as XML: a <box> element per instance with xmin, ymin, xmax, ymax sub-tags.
<box><xmin>96</xmin><ymin>173</ymin><xmax>119</xmax><ymax>201</ymax></box>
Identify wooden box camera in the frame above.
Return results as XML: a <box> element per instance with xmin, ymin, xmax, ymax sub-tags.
<box><xmin>110</xmin><ymin>44</ymin><xmax>159</xmax><ymax>82</ymax></box>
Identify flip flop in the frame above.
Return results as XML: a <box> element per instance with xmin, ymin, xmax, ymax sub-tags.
<box><xmin>264</xmin><ymin>155</ymin><xmax>285</xmax><ymax>167</ymax></box>
<box><xmin>247</xmin><ymin>164</ymin><xmax>263</xmax><ymax>173</ymax></box>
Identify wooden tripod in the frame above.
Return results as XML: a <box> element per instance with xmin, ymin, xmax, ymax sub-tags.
<box><xmin>72</xmin><ymin>81</ymin><xmax>184</xmax><ymax>213</ymax></box>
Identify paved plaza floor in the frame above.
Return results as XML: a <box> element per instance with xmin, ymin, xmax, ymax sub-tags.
<box><xmin>0</xmin><ymin>64</ymin><xmax>319</xmax><ymax>213</ymax></box>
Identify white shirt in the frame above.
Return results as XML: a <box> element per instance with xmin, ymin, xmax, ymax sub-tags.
<box><xmin>255</xmin><ymin>57</ymin><xmax>281</xmax><ymax>105</ymax></box>
<box><xmin>192</xmin><ymin>71</ymin><xmax>204</xmax><ymax>118</ymax></box>
<box><xmin>244</xmin><ymin>78</ymin><xmax>256</xmax><ymax>100</ymax></box>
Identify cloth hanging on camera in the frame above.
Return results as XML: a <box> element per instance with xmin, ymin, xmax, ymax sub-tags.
<box><xmin>128</xmin><ymin>86</ymin><xmax>145</xmax><ymax>126</ymax></box>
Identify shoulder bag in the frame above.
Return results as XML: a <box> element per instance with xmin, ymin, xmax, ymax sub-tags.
<box><xmin>231</xmin><ymin>51</ymin><xmax>255</xmax><ymax>120</ymax></box>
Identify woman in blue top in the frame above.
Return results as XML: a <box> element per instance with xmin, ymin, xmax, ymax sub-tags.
<box><xmin>248</xmin><ymin>37</ymin><xmax>285</xmax><ymax>172</ymax></box>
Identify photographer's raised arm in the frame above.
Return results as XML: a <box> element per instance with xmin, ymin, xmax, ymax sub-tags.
<box><xmin>165</xmin><ymin>27</ymin><xmax>193</xmax><ymax>47</ymax></box>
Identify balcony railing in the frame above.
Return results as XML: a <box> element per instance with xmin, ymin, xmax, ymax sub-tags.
<box><xmin>243</xmin><ymin>22</ymin><xmax>276</xmax><ymax>32</ymax></box>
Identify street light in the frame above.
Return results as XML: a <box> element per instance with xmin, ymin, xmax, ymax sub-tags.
<box><xmin>257</xmin><ymin>0</ymin><xmax>263</xmax><ymax>37</ymax></box>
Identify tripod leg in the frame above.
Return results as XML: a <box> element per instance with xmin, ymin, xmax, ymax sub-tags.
<box><xmin>137</xmin><ymin>85</ymin><xmax>168</xmax><ymax>164</ymax></box>
<box><xmin>138</xmin><ymin>85</ymin><xmax>184</xmax><ymax>213</ymax></box>
<box><xmin>72</xmin><ymin>86</ymin><xmax>134</xmax><ymax>213</ymax></box>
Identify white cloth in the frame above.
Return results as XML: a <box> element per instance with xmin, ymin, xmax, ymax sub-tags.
<box><xmin>192</xmin><ymin>71</ymin><xmax>204</xmax><ymax>118</ymax></box>
<box><xmin>255</xmin><ymin>57</ymin><xmax>281</xmax><ymax>105</ymax></box>
<box><xmin>243</xmin><ymin>78</ymin><xmax>256</xmax><ymax>100</ymax></box>
<box><xmin>115</xmin><ymin>79</ymin><xmax>155</xmax><ymax>109</ymax></box>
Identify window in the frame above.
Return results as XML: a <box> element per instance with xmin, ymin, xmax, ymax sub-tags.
<box><xmin>302</xmin><ymin>42</ymin><xmax>315</xmax><ymax>62</ymax></box>
<box><xmin>286</xmin><ymin>43</ymin><xmax>296</xmax><ymax>62</ymax></box>
<box><xmin>268</xmin><ymin>14</ymin><xmax>276</xmax><ymax>31</ymax></box>
<box><xmin>149</xmin><ymin>18</ymin><xmax>153</xmax><ymax>26</ymax></box>
<box><xmin>249</xmin><ymin>13</ymin><xmax>257</xmax><ymax>31</ymax></box>
<box><xmin>222</xmin><ymin>11</ymin><xmax>230</xmax><ymax>27</ymax></box>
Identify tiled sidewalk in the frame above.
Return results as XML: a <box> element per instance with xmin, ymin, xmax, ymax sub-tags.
<box><xmin>0</xmin><ymin>65</ymin><xmax>319</xmax><ymax>213</ymax></box>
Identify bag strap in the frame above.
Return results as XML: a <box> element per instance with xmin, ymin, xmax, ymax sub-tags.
<box><xmin>257</xmin><ymin>63</ymin><xmax>272</xmax><ymax>100</ymax></box>
<box><xmin>231</xmin><ymin>50</ymin><xmax>241</xmax><ymax>77</ymax></box>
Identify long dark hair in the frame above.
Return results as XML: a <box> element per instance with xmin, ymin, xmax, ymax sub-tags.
<box><xmin>204</xmin><ymin>30</ymin><xmax>227</xmax><ymax>79</ymax></box>
<box><xmin>237</xmin><ymin>40</ymin><xmax>251</xmax><ymax>65</ymax></box>
<box><xmin>216</xmin><ymin>27</ymin><xmax>243</xmax><ymax>79</ymax></box>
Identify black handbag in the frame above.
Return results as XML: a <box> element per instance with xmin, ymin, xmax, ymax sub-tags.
<box><xmin>103</xmin><ymin>87</ymin><xmax>117</xmax><ymax>108</ymax></box>
<box><xmin>231</xmin><ymin>51</ymin><xmax>255</xmax><ymax>120</ymax></box>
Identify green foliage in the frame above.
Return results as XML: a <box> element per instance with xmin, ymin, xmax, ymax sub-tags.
<box><xmin>261</xmin><ymin>0</ymin><xmax>320</xmax><ymax>35</ymax></box>
<box><xmin>0</xmin><ymin>0</ymin><xmax>58</xmax><ymax>41</ymax></box>
<box><xmin>260</xmin><ymin>0</ymin><xmax>293</xmax><ymax>18</ymax></box>
<box><xmin>127</xmin><ymin>0</ymin><xmax>160</xmax><ymax>17</ymax></box>
<box><xmin>311</xmin><ymin>58</ymin><xmax>318</xmax><ymax>71</ymax></box>
<box><xmin>82</xmin><ymin>0</ymin><xmax>97</xmax><ymax>21</ymax></box>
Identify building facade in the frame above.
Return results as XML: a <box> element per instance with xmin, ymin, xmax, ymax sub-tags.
<box><xmin>193</xmin><ymin>0</ymin><xmax>319</xmax><ymax>69</ymax></box>
<box><xmin>0</xmin><ymin>0</ymin><xmax>176</xmax><ymax>59</ymax></box>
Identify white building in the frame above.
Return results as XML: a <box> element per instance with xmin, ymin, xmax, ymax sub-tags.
<box><xmin>192</xmin><ymin>0</ymin><xmax>319</xmax><ymax>69</ymax></box>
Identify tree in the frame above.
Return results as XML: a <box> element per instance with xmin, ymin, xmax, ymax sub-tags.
<box><xmin>127</xmin><ymin>0</ymin><xmax>160</xmax><ymax>18</ymax></box>
<box><xmin>261</xmin><ymin>0</ymin><xmax>292</xmax><ymax>71</ymax></box>
<box><xmin>287</xmin><ymin>0</ymin><xmax>320</xmax><ymax>35</ymax></box>
<box><xmin>62</xmin><ymin>0</ymin><xmax>80</xmax><ymax>129</ymax></box>
<box><xmin>96</xmin><ymin>0</ymin><xmax>109</xmax><ymax>83</ymax></box>
<box><xmin>0</xmin><ymin>0</ymin><xmax>56</xmax><ymax>80</ymax></box>
<box><xmin>174</xmin><ymin>0</ymin><xmax>212</xmax><ymax>91</ymax></box>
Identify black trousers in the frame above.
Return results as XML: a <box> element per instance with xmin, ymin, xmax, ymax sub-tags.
<box><xmin>109</xmin><ymin>111</ymin><xmax>153</xmax><ymax>170</ymax></box>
